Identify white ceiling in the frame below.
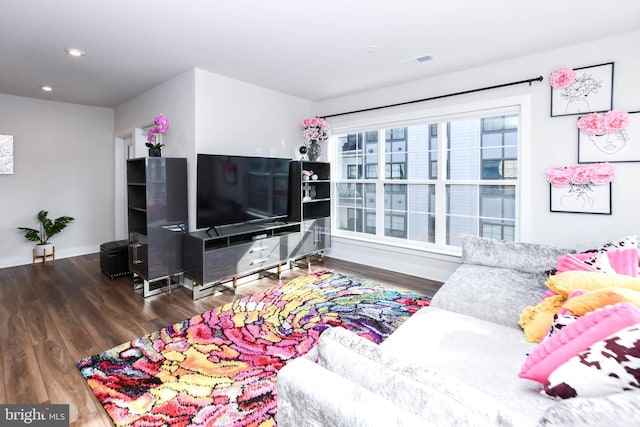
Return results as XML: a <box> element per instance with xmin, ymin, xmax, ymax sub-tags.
<box><xmin>1</xmin><ymin>0</ymin><xmax>639</xmax><ymax>108</ymax></box>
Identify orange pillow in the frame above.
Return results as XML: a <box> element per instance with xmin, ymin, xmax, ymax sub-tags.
<box><xmin>562</xmin><ymin>288</ymin><xmax>640</xmax><ymax>316</ymax></box>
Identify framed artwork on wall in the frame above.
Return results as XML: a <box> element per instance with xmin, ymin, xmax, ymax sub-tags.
<box><xmin>550</xmin><ymin>182</ymin><xmax>612</xmax><ymax>215</ymax></box>
<box><xmin>578</xmin><ymin>110</ymin><xmax>640</xmax><ymax>163</ymax></box>
<box><xmin>550</xmin><ymin>62</ymin><xmax>614</xmax><ymax>117</ymax></box>
<box><xmin>0</xmin><ymin>134</ymin><xmax>14</xmax><ymax>175</ymax></box>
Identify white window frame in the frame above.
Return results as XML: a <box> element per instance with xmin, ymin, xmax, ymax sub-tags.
<box><xmin>328</xmin><ymin>95</ymin><xmax>532</xmax><ymax>254</ymax></box>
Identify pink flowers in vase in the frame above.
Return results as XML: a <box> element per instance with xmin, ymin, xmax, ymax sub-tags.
<box><xmin>546</xmin><ymin>163</ymin><xmax>615</xmax><ymax>188</ymax></box>
<box><xmin>301</xmin><ymin>117</ymin><xmax>329</xmax><ymax>145</ymax></box>
<box><xmin>146</xmin><ymin>114</ymin><xmax>170</xmax><ymax>149</ymax></box>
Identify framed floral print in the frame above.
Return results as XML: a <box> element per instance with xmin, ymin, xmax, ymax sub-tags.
<box><xmin>550</xmin><ymin>62</ymin><xmax>614</xmax><ymax>117</ymax></box>
<box><xmin>550</xmin><ymin>183</ymin><xmax>612</xmax><ymax>215</ymax></box>
<box><xmin>547</xmin><ymin>163</ymin><xmax>614</xmax><ymax>215</ymax></box>
<box><xmin>578</xmin><ymin>110</ymin><xmax>640</xmax><ymax>163</ymax></box>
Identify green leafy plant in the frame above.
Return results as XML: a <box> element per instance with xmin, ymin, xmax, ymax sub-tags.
<box><xmin>17</xmin><ymin>210</ymin><xmax>74</xmax><ymax>244</ymax></box>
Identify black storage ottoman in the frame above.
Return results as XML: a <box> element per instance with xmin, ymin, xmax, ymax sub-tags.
<box><xmin>100</xmin><ymin>240</ymin><xmax>132</xmax><ymax>279</ymax></box>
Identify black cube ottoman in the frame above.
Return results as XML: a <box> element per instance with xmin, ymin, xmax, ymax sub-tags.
<box><xmin>100</xmin><ymin>240</ymin><xmax>132</xmax><ymax>279</ymax></box>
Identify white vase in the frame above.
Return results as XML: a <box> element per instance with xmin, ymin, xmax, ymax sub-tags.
<box><xmin>35</xmin><ymin>243</ymin><xmax>53</xmax><ymax>256</ymax></box>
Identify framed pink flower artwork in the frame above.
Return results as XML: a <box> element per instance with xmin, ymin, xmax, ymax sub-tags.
<box><xmin>547</xmin><ymin>163</ymin><xmax>613</xmax><ymax>215</ymax></box>
<box><xmin>550</xmin><ymin>62</ymin><xmax>614</xmax><ymax>117</ymax></box>
<box><xmin>578</xmin><ymin>110</ymin><xmax>640</xmax><ymax>163</ymax></box>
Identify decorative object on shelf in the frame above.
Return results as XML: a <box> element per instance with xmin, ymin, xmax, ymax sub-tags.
<box><xmin>303</xmin><ymin>182</ymin><xmax>312</xmax><ymax>201</ymax></box>
<box><xmin>547</xmin><ymin>163</ymin><xmax>614</xmax><ymax>215</ymax></box>
<box><xmin>145</xmin><ymin>113</ymin><xmax>169</xmax><ymax>157</ymax></box>
<box><xmin>307</xmin><ymin>141</ymin><xmax>321</xmax><ymax>161</ymax></box>
<box><xmin>578</xmin><ymin>110</ymin><xmax>640</xmax><ymax>163</ymax></box>
<box><xmin>298</xmin><ymin>145</ymin><xmax>308</xmax><ymax>160</ymax></box>
<box><xmin>302</xmin><ymin>169</ymin><xmax>313</xmax><ymax>181</ymax></box>
<box><xmin>301</xmin><ymin>117</ymin><xmax>329</xmax><ymax>161</ymax></box>
<box><xmin>17</xmin><ymin>210</ymin><xmax>74</xmax><ymax>263</ymax></box>
<box><xmin>550</xmin><ymin>62</ymin><xmax>614</xmax><ymax>117</ymax></box>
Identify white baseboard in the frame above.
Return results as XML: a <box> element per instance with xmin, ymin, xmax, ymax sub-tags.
<box><xmin>0</xmin><ymin>245</ymin><xmax>99</xmax><ymax>269</ymax></box>
<box><xmin>326</xmin><ymin>236</ymin><xmax>461</xmax><ymax>283</ymax></box>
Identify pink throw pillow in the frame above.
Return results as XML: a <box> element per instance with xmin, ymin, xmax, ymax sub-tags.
<box><xmin>518</xmin><ymin>302</ymin><xmax>640</xmax><ymax>383</ymax></box>
<box><xmin>606</xmin><ymin>248</ymin><xmax>639</xmax><ymax>277</ymax></box>
<box><xmin>556</xmin><ymin>252</ymin><xmax>613</xmax><ymax>274</ymax></box>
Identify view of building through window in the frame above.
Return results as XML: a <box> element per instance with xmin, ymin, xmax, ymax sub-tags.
<box><xmin>335</xmin><ymin>112</ymin><xmax>518</xmax><ymax>248</ymax></box>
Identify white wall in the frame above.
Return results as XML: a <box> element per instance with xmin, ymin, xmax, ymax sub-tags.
<box><xmin>114</xmin><ymin>68</ymin><xmax>312</xmax><ymax>233</ymax></box>
<box><xmin>0</xmin><ymin>94</ymin><xmax>114</xmax><ymax>267</ymax></box>
<box><xmin>114</xmin><ymin>69</ymin><xmax>196</xmax><ymax>159</ymax></box>
<box><xmin>316</xmin><ymin>30</ymin><xmax>640</xmax><ymax>280</ymax></box>
<box><xmin>192</xmin><ymin>68</ymin><xmax>312</xmax><ymax>230</ymax></box>
<box><xmin>194</xmin><ymin>68</ymin><xmax>312</xmax><ymax>159</ymax></box>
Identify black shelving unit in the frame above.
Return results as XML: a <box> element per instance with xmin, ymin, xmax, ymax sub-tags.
<box><xmin>289</xmin><ymin>161</ymin><xmax>331</xmax><ymax>264</ymax></box>
<box><xmin>126</xmin><ymin>157</ymin><xmax>187</xmax><ymax>297</ymax></box>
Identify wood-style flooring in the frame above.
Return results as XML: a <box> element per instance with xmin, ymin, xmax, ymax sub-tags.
<box><xmin>0</xmin><ymin>253</ymin><xmax>441</xmax><ymax>426</ymax></box>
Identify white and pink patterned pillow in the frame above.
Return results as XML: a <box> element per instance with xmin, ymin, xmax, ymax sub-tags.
<box><xmin>544</xmin><ymin>312</ymin><xmax>578</xmax><ymax>340</ymax></box>
<box><xmin>519</xmin><ymin>302</ymin><xmax>640</xmax><ymax>383</ymax></box>
<box><xmin>543</xmin><ymin>323</ymin><xmax>640</xmax><ymax>399</ymax></box>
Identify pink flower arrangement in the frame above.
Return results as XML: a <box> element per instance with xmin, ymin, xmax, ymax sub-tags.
<box><xmin>301</xmin><ymin>117</ymin><xmax>329</xmax><ymax>144</ymax></box>
<box><xmin>577</xmin><ymin>110</ymin><xmax>629</xmax><ymax>136</ymax></box>
<box><xmin>546</xmin><ymin>163</ymin><xmax>615</xmax><ymax>187</ymax></box>
<box><xmin>549</xmin><ymin>68</ymin><xmax>576</xmax><ymax>90</ymax></box>
<box><xmin>146</xmin><ymin>114</ymin><xmax>170</xmax><ymax>148</ymax></box>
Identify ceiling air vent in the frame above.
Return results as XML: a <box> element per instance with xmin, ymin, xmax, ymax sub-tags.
<box><xmin>416</xmin><ymin>55</ymin><xmax>433</xmax><ymax>63</ymax></box>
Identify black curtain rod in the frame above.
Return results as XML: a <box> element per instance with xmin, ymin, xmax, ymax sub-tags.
<box><xmin>321</xmin><ymin>75</ymin><xmax>544</xmax><ymax>119</ymax></box>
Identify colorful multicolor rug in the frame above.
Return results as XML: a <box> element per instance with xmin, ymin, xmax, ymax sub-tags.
<box><xmin>77</xmin><ymin>270</ymin><xmax>430</xmax><ymax>426</ymax></box>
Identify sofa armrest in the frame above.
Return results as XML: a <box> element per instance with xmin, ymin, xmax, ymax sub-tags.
<box><xmin>317</xmin><ymin>327</ymin><xmax>532</xmax><ymax>427</ymax></box>
<box><xmin>276</xmin><ymin>357</ymin><xmax>429</xmax><ymax>427</ymax></box>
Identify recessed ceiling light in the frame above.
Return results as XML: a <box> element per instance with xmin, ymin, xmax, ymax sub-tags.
<box><xmin>41</xmin><ymin>85</ymin><xmax>53</xmax><ymax>92</ymax></box>
<box><xmin>65</xmin><ymin>48</ymin><xmax>85</xmax><ymax>57</ymax></box>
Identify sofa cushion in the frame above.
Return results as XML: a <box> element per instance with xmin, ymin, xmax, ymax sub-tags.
<box><xmin>537</xmin><ymin>390</ymin><xmax>640</xmax><ymax>426</ymax></box>
<box><xmin>380</xmin><ymin>306</ymin><xmax>554</xmax><ymax>421</ymax></box>
<box><xmin>316</xmin><ymin>326</ymin><xmax>525</xmax><ymax>426</ymax></box>
<box><xmin>518</xmin><ymin>302</ymin><xmax>640</xmax><ymax>383</ymax></box>
<box><xmin>277</xmin><ymin>358</ymin><xmax>428</xmax><ymax>427</ymax></box>
<box><xmin>430</xmin><ymin>263</ymin><xmax>549</xmax><ymax>329</ymax></box>
<box><xmin>461</xmin><ymin>236</ymin><xmax>571</xmax><ymax>274</ymax></box>
<box><xmin>430</xmin><ymin>237</ymin><xmax>573</xmax><ymax>329</ymax></box>
<box><xmin>543</xmin><ymin>323</ymin><xmax>640</xmax><ymax>399</ymax></box>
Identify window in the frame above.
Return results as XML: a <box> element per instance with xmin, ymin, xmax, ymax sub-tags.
<box><xmin>334</xmin><ymin>110</ymin><xmax>519</xmax><ymax>249</ymax></box>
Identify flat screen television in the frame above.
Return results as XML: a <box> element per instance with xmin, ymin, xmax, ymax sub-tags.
<box><xmin>196</xmin><ymin>154</ymin><xmax>291</xmax><ymax>231</ymax></box>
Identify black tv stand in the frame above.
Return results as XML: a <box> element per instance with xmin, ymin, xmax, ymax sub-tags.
<box><xmin>183</xmin><ymin>160</ymin><xmax>332</xmax><ymax>300</ymax></box>
<box><xmin>183</xmin><ymin>220</ymin><xmax>303</xmax><ymax>299</ymax></box>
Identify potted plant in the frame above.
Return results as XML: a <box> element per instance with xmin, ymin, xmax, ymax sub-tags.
<box><xmin>145</xmin><ymin>113</ymin><xmax>169</xmax><ymax>157</ymax></box>
<box><xmin>17</xmin><ymin>210</ymin><xmax>74</xmax><ymax>256</ymax></box>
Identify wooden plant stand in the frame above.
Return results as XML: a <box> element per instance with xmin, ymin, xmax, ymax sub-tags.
<box><xmin>33</xmin><ymin>246</ymin><xmax>55</xmax><ymax>265</ymax></box>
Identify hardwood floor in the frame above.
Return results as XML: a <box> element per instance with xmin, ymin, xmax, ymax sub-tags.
<box><xmin>0</xmin><ymin>253</ymin><xmax>441</xmax><ymax>426</ymax></box>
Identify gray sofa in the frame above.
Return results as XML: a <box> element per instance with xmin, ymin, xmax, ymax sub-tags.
<box><xmin>277</xmin><ymin>236</ymin><xmax>640</xmax><ymax>426</ymax></box>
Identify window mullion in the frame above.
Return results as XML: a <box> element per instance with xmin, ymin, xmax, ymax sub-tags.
<box><xmin>376</xmin><ymin>129</ymin><xmax>385</xmax><ymax>237</ymax></box>
<box><xmin>434</xmin><ymin>122</ymin><xmax>448</xmax><ymax>247</ymax></box>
